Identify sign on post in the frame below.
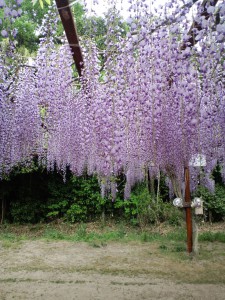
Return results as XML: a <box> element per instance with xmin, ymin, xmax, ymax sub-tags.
<box><xmin>189</xmin><ymin>154</ymin><xmax>206</xmax><ymax>167</ymax></box>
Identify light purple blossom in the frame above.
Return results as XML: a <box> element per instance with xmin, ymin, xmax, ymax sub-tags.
<box><xmin>0</xmin><ymin>0</ymin><xmax>5</xmax><ymax>8</ymax></box>
<box><xmin>1</xmin><ymin>29</ymin><xmax>8</xmax><ymax>37</ymax></box>
<box><xmin>1</xmin><ymin>0</ymin><xmax>225</xmax><ymax>200</ymax></box>
<box><xmin>207</xmin><ymin>6</ymin><xmax>215</xmax><ymax>14</ymax></box>
<box><xmin>16</xmin><ymin>0</ymin><xmax>23</xmax><ymax>5</ymax></box>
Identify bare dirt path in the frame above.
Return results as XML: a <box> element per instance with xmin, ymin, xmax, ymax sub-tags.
<box><xmin>0</xmin><ymin>240</ymin><xmax>225</xmax><ymax>300</ymax></box>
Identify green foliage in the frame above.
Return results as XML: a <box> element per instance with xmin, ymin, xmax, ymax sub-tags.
<box><xmin>114</xmin><ymin>184</ymin><xmax>183</xmax><ymax>226</ymax></box>
<box><xmin>66</xmin><ymin>175</ymin><xmax>103</xmax><ymax>222</ymax></box>
<box><xmin>3</xmin><ymin>170</ymin><xmax>181</xmax><ymax>225</ymax></box>
<box><xmin>46</xmin><ymin>200</ymin><xmax>68</xmax><ymax>218</ymax></box>
<box><xmin>115</xmin><ymin>184</ymin><xmax>152</xmax><ymax>225</ymax></box>
<box><xmin>1</xmin><ymin>164</ymin><xmax>46</xmax><ymax>223</ymax></box>
<box><xmin>46</xmin><ymin>172</ymin><xmax>103</xmax><ymax>223</ymax></box>
<box><xmin>66</xmin><ymin>203</ymin><xmax>87</xmax><ymax>223</ymax></box>
<box><xmin>0</xmin><ymin>0</ymin><xmax>48</xmax><ymax>51</ymax></box>
<box><xmin>23</xmin><ymin>0</ymin><xmax>49</xmax><ymax>25</ymax></box>
<box><xmin>214</xmin><ymin>185</ymin><xmax>225</xmax><ymax>218</ymax></box>
<box><xmin>32</xmin><ymin>0</ymin><xmax>51</xmax><ymax>9</ymax></box>
<box><xmin>1</xmin><ymin>168</ymin><xmax>109</xmax><ymax>224</ymax></box>
<box><xmin>0</xmin><ymin>0</ymin><xmax>127</xmax><ymax>73</ymax></box>
<box><xmin>194</xmin><ymin>184</ymin><xmax>225</xmax><ymax>221</ymax></box>
<box><xmin>11</xmin><ymin>199</ymin><xmax>45</xmax><ymax>223</ymax></box>
<box><xmin>14</xmin><ymin>16</ymin><xmax>38</xmax><ymax>52</ymax></box>
<box><xmin>163</xmin><ymin>204</ymin><xmax>184</xmax><ymax>226</ymax></box>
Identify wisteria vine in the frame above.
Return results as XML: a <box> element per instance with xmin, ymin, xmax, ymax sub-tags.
<box><xmin>0</xmin><ymin>0</ymin><xmax>225</xmax><ymax>200</ymax></box>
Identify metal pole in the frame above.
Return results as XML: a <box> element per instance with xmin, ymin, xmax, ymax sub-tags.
<box><xmin>184</xmin><ymin>166</ymin><xmax>193</xmax><ymax>253</ymax></box>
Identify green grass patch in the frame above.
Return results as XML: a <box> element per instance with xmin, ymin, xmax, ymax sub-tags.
<box><xmin>1</xmin><ymin>223</ymin><xmax>225</xmax><ymax>251</ymax></box>
<box><xmin>164</xmin><ymin>230</ymin><xmax>186</xmax><ymax>242</ymax></box>
<box><xmin>0</xmin><ymin>232</ymin><xmax>17</xmax><ymax>241</ymax></box>
<box><xmin>0</xmin><ymin>232</ymin><xmax>27</xmax><ymax>249</ymax></box>
<box><xmin>140</xmin><ymin>232</ymin><xmax>162</xmax><ymax>242</ymax></box>
<box><xmin>39</xmin><ymin>222</ymin><xmax>138</xmax><ymax>243</ymax></box>
<box><xmin>199</xmin><ymin>231</ymin><xmax>225</xmax><ymax>243</ymax></box>
<box><xmin>43</xmin><ymin>228</ymin><xmax>68</xmax><ymax>240</ymax></box>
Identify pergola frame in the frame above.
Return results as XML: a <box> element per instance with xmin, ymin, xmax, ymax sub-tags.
<box><xmin>55</xmin><ymin>0</ymin><xmax>84</xmax><ymax>76</ymax></box>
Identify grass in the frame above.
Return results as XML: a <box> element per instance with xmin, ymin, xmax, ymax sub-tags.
<box><xmin>0</xmin><ymin>222</ymin><xmax>187</xmax><ymax>254</ymax></box>
<box><xmin>199</xmin><ymin>231</ymin><xmax>225</xmax><ymax>243</ymax></box>
<box><xmin>0</xmin><ymin>222</ymin><xmax>225</xmax><ymax>285</ymax></box>
<box><xmin>0</xmin><ymin>231</ymin><xmax>27</xmax><ymax>248</ymax></box>
<box><xmin>43</xmin><ymin>228</ymin><xmax>67</xmax><ymax>240</ymax></box>
<box><xmin>1</xmin><ymin>221</ymin><xmax>225</xmax><ymax>255</ymax></box>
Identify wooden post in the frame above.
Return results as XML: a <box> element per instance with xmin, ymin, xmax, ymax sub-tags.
<box><xmin>184</xmin><ymin>166</ymin><xmax>193</xmax><ymax>253</ymax></box>
<box><xmin>55</xmin><ymin>0</ymin><xmax>84</xmax><ymax>76</ymax></box>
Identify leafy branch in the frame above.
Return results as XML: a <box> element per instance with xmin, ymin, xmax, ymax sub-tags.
<box><xmin>32</xmin><ymin>0</ymin><xmax>51</xmax><ymax>9</ymax></box>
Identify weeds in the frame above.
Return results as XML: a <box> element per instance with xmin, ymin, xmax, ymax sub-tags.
<box><xmin>159</xmin><ymin>244</ymin><xmax>168</xmax><ymax>251</ymax></box>
<box><xmin>43</xmin><ymin>228</ymin><xmax>66</xmax><ymax>240</ymax></box>
<box><xmin>1</xmin><ymin>222</ymin><xmax>225</xmax><ymax>254</ymax></box>
<box><xmin>172</xmin><ymin>244</ymin><xmax>187</xmax><ymax>252</ymax></box>
<box><xmin>0</xmin><ymin>232</ymin><xmax>26</xmax><ymax>249</ymax></box>
<box><xmin>141</xmin><ymin>232</ymin><xmax>162</xmax><ymax>242</ymax></box>
<box><xmin>0</xmin><ymin>232</ymin><xmax>17</xmax><ymax>241</ymax></box>
<box><xmin>76</xmin><ymin>223</ymin><xmax>87</xmax><ymax>239</ymax></box>
<box><xmin>199</xmin><ymin>231</ymin><xmax>225</xmax><ymax>243</ymax></box>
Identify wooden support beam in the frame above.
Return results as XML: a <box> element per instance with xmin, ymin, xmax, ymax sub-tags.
<box><xmin>55</xmin><ymin>0</ymin><xmax>84</xmax><ymax>76</ymax></box>
<box><xmin>184</xmin><ymin>166</ymin><xmax>193</xmax><ymax>253</ymax></box>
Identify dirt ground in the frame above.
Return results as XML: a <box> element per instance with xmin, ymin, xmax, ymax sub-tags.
<box><xmin>0</xmin><ymin>239</ymin><xmax>225</xmax><ymax>300</ymax></box>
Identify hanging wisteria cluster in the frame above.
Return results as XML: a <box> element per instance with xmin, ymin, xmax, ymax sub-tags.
<box><xmin>0</xmin><ymin>0</ymin><xmax>225</xmax><ymax>199</ymax></box>
<box><xmin>0</xmin><ymin>0</ymin><xmax>23</xmax><ymax>39</ymax></box>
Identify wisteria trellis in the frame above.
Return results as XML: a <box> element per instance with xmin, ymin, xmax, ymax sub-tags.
<box><xmin>0</xmin><ymin>0</ymin><xmax>225</xmax><ymax>199</ymax></box>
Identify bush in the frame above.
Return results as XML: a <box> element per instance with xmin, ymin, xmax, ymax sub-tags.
<box><xmin>6</xmin><ymin>170</ymin><xmax>48</xmax><ymax>223</ymax></box>
<box><xmin>194</xmin><ymin>184</ymin><xmax>225</xmax><ymax>222</ymax></box>
<box><xmin>2</xmin><ymin>169</ymin><xmax>105</xmax><ymax>224</ymax></box>
<box><xmin>114</xmin><ymin>185</ymin><xmax>156</xmax><ymax>226</ymax></box>
<box><xmin>46</xmin><ymin>173</ymin><xmax>105</xmax><ymax>223</ymax></box>
<box><xmin>163</xmin><ymin>204</ymin><xmax>184</xmax><ymax>226</ymax></box>
<box><xmin>10</xmin><ymin>198</ymin><xmax>46</xmax><ymax>224</ymax></box>
<box><xmin>114</xmin><ymin>183</ymin><xmax>182</xmax><ymax>226</ymax></box>
<box><xmin>1</xmin><ymin>168</ymin><xmax>182</xmax><ymax>225</ymax></box>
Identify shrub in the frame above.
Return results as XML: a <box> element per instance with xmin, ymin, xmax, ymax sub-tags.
<box><xmin>194</xmin><ymin>184</ymin><xmax>225</xmax><ymax>222</ymax></box>
<box><xmin>114</xmin><ymin>183</ymin><xmax>182</xmax><ymax>226</ymax></box>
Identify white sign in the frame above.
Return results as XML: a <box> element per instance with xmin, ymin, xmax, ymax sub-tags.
<box><xmin>189</xmin><ymin>154</ymin><xmax>206</xmax><ymax>167</ymax></box>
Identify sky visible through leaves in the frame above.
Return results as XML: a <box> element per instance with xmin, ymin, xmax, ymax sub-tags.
<box><xmin>82</xmin><ymin>0</ymin><xmax>168</xmax><ymax>18</ymax></box>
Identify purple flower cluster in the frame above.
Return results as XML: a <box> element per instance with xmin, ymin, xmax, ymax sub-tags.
<box><xmin>0</xmin><ymin>0</ymin><xmax>23</xmax><ymax>38</ymax></box>
<box><xmin>1</xmin><ymin>0</ymin><xmax>225</xmax><ymax>199</ymax></box>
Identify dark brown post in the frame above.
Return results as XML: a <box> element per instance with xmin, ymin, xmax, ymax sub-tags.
<box><xmin>55</xmin><ymin>0</ymin><xmax>84</xmax><ymax>76</ymax></box>
<box><xmin>184</xmin><ymin>166</ymin><xmax>193</xmax><ymax>253</ymax></box>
